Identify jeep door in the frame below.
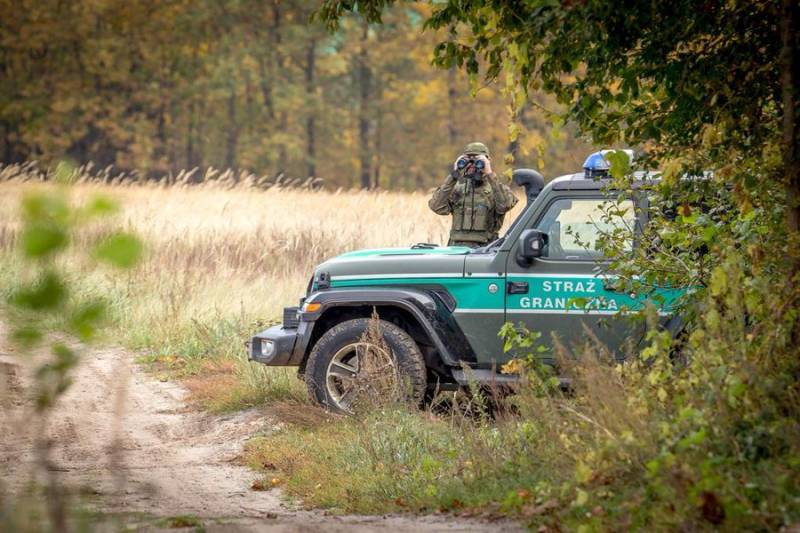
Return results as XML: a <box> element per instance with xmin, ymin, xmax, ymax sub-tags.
<box><xmin>504</xmin><ymin>193</ymin><xmax>643</xmax><ymax>361</ymax></box>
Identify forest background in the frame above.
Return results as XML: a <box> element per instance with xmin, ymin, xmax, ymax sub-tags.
<box><xmin>0</xmin><ymin>0</ymin><xmax>589</xmax><ymax>189</ymax></box>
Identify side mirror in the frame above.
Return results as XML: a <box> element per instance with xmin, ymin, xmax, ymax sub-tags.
<box><xmin>517</xmin><ymin>229</ymin><xmax>547</xmax><ymax>265</ymax></box>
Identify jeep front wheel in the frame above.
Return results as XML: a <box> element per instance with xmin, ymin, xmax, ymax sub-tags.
<box><xmin>304</xmin><ymin>318</ymin><xmax>426</xmax><ymax>413</ymax></box>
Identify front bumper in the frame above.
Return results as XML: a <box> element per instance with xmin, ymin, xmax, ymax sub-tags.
<box><xmin>248</xmin><ymin>301</ymin><xmax>322</xmax><ymax>366</ymax></box>
<box><xmin>248</xmin><ymin>325</ymin><xmax>299</xmax><ymax>365</ymax></box>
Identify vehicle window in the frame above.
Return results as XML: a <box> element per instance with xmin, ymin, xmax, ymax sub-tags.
<box><xmin>535</xmin><ymin>198</ymin><xmax>635</xmax><ymax>260</ymax></box>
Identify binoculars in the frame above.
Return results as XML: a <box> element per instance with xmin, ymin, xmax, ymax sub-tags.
<box><xmin>456</xmin><ymin>157</ymin><xmax>486</xmax><ymax>171</ymax></box>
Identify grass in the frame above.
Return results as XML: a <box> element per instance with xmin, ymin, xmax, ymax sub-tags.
<box><xmin>243</xmin><ymin>405</ymin><xmax>571</xmax><ymax>516</ymax></box>
<box><xmin>158</xmin><ymin>514</ymin><xmax>204</xmax><ymax>529</ymax></box>
<box><xmin>244</xmin><ymin>337</ymin><xmax>800</xmax><ymax>530</ymax></box>
<box><xmin>0</xmin><ymin>173</ymin><xmax>496</xmax><ymax>411</ymax></box>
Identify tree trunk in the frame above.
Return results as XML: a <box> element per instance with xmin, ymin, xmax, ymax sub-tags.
<box><xmin>155</xmin><ymin>102</ymin><xmax>167</xmax><ymax>174</ymax></box>
<box><xmin>225</xmin><ymin>88</ymin><xmax>238</xmax><ymax>170</ymax></box>
<box><xmin>780</xmin><ymin>0</ymin><xmax>800</xmax><ymax>243</ymax></box>
<box><xmin>357</xmin><ymin>22</ymin><xmax>372</xmax><ymax>190</ymax></box>
<box><xmin>507</xmin><ymin>104</ymin><xmax>528</xmax><ymax>169</ymax></box>
<box><xmin>186</xmin><ymin>98</ymin><xmax>196</xmax><ymax>171</ymax></box>
<box><xmin>373</xmin><ymin>72</ymin><xmax>383</xmax><ymax>189</ymax></box>
<box><xmin>272</xmin><ymin>0</ymin><xmax>287</xmax><ymax>177</ymax></box>
<box><xmin>305</xmin><ymin>38</ymin><xmax>317</xmax><ymax>179</ymax></box>
<box><xmin>447</xmin><ymin>66</ymin><xmax>458</xmax><ymax>148</ymax></box>
<box><xmin>195</xmin><ymin>95</ymin><xmax>206</xmax><ymax>172</ymax></box>
<box><xmin>258</xmin><ymin>55</ymin><xmax>275</xmax><ymax>120</ymax></box>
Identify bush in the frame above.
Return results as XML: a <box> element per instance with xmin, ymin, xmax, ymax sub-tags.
<box><xmin>247</xmin><ymin>274</ymin><xmax>800</xmax><ymax>529</ymax></box>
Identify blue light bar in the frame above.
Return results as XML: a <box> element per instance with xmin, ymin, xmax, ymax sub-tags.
<box><xmin>583</xmin><ymin>149</ymin><xmax>634</xmax><ymax>178</ymax></box>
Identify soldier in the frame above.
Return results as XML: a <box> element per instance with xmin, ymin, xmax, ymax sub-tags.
<box><xmin>429</xmin><ymin>142</ymin><xmax>518</xmax><ymax>247</ymax></box>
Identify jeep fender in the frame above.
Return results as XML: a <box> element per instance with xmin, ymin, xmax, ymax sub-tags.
<box><xmin>299</xmin><ymin>287</ymin><xmax>476</xmax><ymax>367</ymax></box>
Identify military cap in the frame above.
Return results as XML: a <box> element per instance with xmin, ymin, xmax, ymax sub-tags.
<box><xmin>464</xmin><ymin>142</ymin><xmax>489</xmax><ymax>156</ymax></box>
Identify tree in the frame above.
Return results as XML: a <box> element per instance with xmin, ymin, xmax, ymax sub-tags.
<box><xmin>0</xmin><ymin>0</ymin><xmax>588</xmax><ymax>188</ymax></box>
<box><xmin>320</xmin><ymin>1</ymin><xmax>798</xmax><ymax>243</ymax></box>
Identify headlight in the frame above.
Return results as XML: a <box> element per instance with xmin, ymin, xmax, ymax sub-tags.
<box><xmin>261</xmin><ymin>340</ymin><xmax>276</xmax><ymax>358</ymax></box>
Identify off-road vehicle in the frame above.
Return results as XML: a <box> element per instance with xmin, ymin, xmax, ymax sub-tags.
<box><xmin>248</xmin><ymin>157</ymin><xmax>682</xmax><ymax>412</ymax></box>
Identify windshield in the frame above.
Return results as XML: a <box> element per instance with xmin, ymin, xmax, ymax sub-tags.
<box><xmin>471</xmin><ymin>200</ymin><xmax>532</xmax><ymax>253</ymax></box>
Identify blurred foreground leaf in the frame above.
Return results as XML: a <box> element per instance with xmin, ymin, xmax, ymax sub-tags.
<box><xmin>10</xmin><ymin>271</ymin><xmax>67</xmax><ymax>311</ymax></box>
<box><xmin>34</xmin><ymin>343</ymin><xmax>77</xmax><ymax>411</ymax></box>
<box><xmin>93</xmin><ymin>232</ymin><xmax>143</xmax><ymax>268</ymax></box>
<box><xmin>69</xmin><ymin>300</ymin><xmax>107</xmax><ymax>341</ymax></box>
<box><xmin>21</xmin><ymin>225</ymin><xmax>68</xmax><ymax>258</ymax></box>
<box><xmin>21</xmin><ymin>193</ymin><xmax>70</xmax><ymax>224</ymax></box>
<box><xmin>83</xmin><ymin>195</ymin><xmax>118</xmax><ymax>217</ymax></box>
<box><xmin>10</xmin><ymin>325</ymin><xmax>44</xmax><ymax>349</ymax></box>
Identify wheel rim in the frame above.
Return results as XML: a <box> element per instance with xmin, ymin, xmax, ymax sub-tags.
<box><xmin>325</xmin><ymin>341</ymin><xmax>399</xmax><ymax>412</ymax></box>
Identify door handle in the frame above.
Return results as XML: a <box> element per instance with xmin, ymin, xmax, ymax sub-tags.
<box><xmin>507</xmin><ymin>281</ymin><xmax>529</xmax><ymax>294</ymax></box>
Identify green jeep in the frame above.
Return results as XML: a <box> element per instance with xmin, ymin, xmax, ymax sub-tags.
<box><xmin>248</xmin><ymin>164</ymin><xmax>682</xmax><ymax>412</ymax></box>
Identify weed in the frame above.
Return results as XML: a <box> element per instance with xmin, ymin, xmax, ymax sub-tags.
<box><xmin>158</xmin><ymin>514</ymin><xmax>204</xmax><ymax>530</ymax></box>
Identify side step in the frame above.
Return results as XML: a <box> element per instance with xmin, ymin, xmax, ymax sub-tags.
<box><xmin>452</xmin><ymin>368</ymin><xmax>521</xmax><ymax>386</ymax></box>
<box><xmin>452</xmin><ymin>368</ymin><xmax>571</xmax><ymax>389</ymax></box>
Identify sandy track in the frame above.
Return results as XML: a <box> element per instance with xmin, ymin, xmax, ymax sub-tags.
<box><xmin>0</xmin><ymin>343</ymin><xmax>518</xmax><ymax>532</ymax></box>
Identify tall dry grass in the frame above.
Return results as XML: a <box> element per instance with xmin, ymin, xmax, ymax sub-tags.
<box><xmin>0</xmin><ymin>168</ymin><xmax>522</xmax><ymax>409</ymax></box>
<box><xmin>0</xmin><ymin>179</ymin><xmax>460</xmax><ymax>319</ymax></box>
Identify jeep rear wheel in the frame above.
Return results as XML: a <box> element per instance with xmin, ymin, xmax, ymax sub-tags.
<box><xmin>304</xmin><ymin>318</ymin><xmax>426</xmax><ymax>413</ymax></box>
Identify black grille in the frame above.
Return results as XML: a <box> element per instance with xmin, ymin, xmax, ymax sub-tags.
<box><xmin>283</xmin><ymin>306</ymin><xmax>300</xmax><ymax>329</ymax></box>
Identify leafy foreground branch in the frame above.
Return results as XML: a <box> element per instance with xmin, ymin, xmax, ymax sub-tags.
<box><xmin>1</xmin><ymin>185</ymin><xmax>142</xmax><ymax>530</ymax></box>
<box><xmin>246</xmin><ymin>273</ymin><xmax>800</xmax><ymax>530</ymax></box>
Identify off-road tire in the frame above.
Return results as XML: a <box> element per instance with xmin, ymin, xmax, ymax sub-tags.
<box><xmin>304</xmin><ymin>318</ymin><xmax>426</xmax><ymax>413</ymax></box>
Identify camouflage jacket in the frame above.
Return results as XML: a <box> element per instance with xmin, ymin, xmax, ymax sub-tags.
<box><xmin>428</xmin><ymin>172</ymin><xmax>518</xmax><ymax>245</ymax></box>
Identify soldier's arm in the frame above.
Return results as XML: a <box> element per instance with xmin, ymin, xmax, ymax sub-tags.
<box><xmin>428</xmin><ymin>173</ymin><xmax>458</xmax><ymax>215</ymax></box>
<box><xmin>489</xmin><ymin>176</ymin><xmax>519</xmax><ymax>215</ymax></box>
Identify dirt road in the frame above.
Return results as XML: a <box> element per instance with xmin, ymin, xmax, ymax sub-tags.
<box><xmin>0</xmin><ymin>343</ymin><xmax>517</xmax><ymax>532</ymax></box>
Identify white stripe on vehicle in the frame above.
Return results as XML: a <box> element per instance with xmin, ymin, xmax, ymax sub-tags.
<box><xmin>454</xmin><ymin>308</ymin><xmax>670</xmax><ymax>316</ymax></box>
<box><xmin>507</xmin><ymin>273</ymin><xmax>642</xmax><ymax>280</ymax></box>
<box><xmin>331</xmin><ymin>273</ymin><xmax>464</xmax><ymax>281</ymax></box>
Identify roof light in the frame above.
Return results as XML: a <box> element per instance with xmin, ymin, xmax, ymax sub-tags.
<box><xmin>582</xmin><ymin>149</ymin><xmax>634</xmax><ymax>179</ymax></box>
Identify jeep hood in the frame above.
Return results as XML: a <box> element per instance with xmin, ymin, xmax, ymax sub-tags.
<box><xmin>316</xmin><ymin>246</ymin><xmax>471</xmax><ymax>282</ymax></box>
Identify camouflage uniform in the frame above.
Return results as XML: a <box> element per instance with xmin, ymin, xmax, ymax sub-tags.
<box><xmin>429</xmin><ymin>170</ymin><xmax>518</xmax><ymax>248</ymax></box>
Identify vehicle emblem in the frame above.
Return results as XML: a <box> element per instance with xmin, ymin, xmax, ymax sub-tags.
<box><xmin>488</xmin><ymin>283</ymin><xmax>499</xmax><ymax>294</ymax></box>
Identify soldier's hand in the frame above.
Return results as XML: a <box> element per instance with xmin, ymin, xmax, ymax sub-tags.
<box><xmin>477</xmin><ymin>155</ymin><xmax>492</xmax><ymax>175</ymax></box>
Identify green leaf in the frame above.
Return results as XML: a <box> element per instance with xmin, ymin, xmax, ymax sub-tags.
<box><xmin>21</xmin><ymin>225</ymin><xmax>68</xmax><ymax>258</ymax></box>
<box><xmin>575</xmin><ymin>461</ymin><xmax>593</xmax><ymax>484</ymax></box>
<box><xmin>709</xmin><ymin>267</ymin><xmax>728</xmax><ymax>297</ymax></box>
<box><xmin>677</xmin><ymin>428</ymin><xmax>707</xmax><ymax>451</ymax></box>
<box><xmin>607</xmin><ymin>149</ymin><xmax>631</xmax><ymax>179</ymax></box>
<box><xmin>11</xmin><ymin>272</ymin><xmax>67</xmax><ymax>311</ymax></box>
<box><xmin>93</xmin><ymin>232</ymin><xmax>143</xmax><ymax>268</ymax></box>
<box><xmin>84</xmin><ymin>195</ymin><xmax>119</xmax><ymax>217</ymax></box>
<box><xmin>702</xmin><ymin>225</ymin><xmax>717</xmax><ymax>243</ymax></box>
<box><xmin>51</xmin><ymin>342</ymin><xmax>78</xmax><ymax>372</ymax></box>
<box><xmin>69</xmin><ymin>300</ymin><xmax>107</xmax><ymax>341</ymax></box>
<box><xmin>22</xmin><ymin>193</ymin><xmax>70</xmax><ymax>224</ymax></box>
<box><xmin>11</xmin><ymin>325</ymin><xmax>43</xmax><ymax>348</ymax></box>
